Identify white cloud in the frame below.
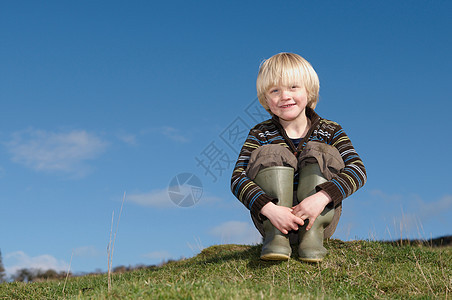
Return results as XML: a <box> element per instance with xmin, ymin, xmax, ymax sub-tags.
<box><xmin>5</xmin><ymin>128</ymin><xmax>108</xmax><ymax>176</ymax></box>
<box><xmin>138</xmin><ymin>126</ymin><xmax>189</xmax><ymax>143</ymax></box>
<box><xmin>161</xmin><ymin>126</ymin><xmax>188</xmax><ymax>143</ymax></box>
<box><xmin>368</xmin><ymin>190</ymin><xmax>452</xmax><ymax>223</ymax></box>
<box><xmin>369</xmin><ymin>189</ymin><xmax>404</xmax><ymax>202</ymax></box>
<box><xmin>199</xmin><ymin>194</ymin><xmax>223</xmax><ymax>205</ymax></box>
<box><xmin>4</xmin><ymin>251</ymin><xmax>69</xmax><ymax>276</ymax></box>
<box><xmin>396</xmin><ymin>194</ymin><xmax>452</xmax><ymax>234</ymax></box>
<box><xmin>142</xmin><ymin>250</ymin><xmax>172</xmax><ymax>261</ymax></box>
<box><xmin>336</xmin><ymin>190</ymin><xmax>452</xmax><ymax>241</ymax></box>
<box><xmin>128</xmin><ymin>187</ymin><xmax>221</xmax><ymax>208</ymax></box>
<box><xmin>116</xmin><ymin>127</ymin><xmax>188</xmax><ymax>145</ymax></box>
<box><xmin>209</xmin><ymin>221</ymin><xmax>261</xmax><ymax>245</ymax></box>
<box><xmin>116</xmin><ymin>130</ymin><xmax>137</xmax><ymax>146</ymax></box>
<box><xmin>127</xmin><ymin>189</ymin><xmax>175</xmax><ymax>208</ymax></box>
<box><xmin>73</xmin><ymin>246</ymin><xmax>103</xmax><ymax>257</ymax></box>
<box><xmin>417</xmin><ymin>194</ymin><xmax>452</xmax><ymax>218</ymax></box>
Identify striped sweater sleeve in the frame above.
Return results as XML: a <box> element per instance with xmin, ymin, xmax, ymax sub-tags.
<box><xmin>230</xmin><ymin>129</ymin><xmax>275</xmax><ymax>218</ymax></box>
<box><xmin>316</xmin><ymin>123</ymin><xmax>367</xmax><ymax>206</ymax></box>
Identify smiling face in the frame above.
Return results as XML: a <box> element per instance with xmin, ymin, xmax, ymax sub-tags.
<box><xmin>256</xmin><ymin>53</ymin><xmax>320</xmax><ymax>115</ymax></box>
<box><xmin>265</xmin><ymin>84</ymin><xmax>308</xmax><ymax>122</ymax></box>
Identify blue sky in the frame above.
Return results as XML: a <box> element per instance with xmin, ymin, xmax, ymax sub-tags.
<box><xmin>1</xmin><ymin>1</ymin><xmax>451</xmax><ymax>276</ymax></box>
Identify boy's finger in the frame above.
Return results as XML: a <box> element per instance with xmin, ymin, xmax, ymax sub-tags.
<box><xmin>290</xmin><ymin>222</ymin><xmax>299</xmax><ymax>231</ymax></box>
<box><xmin>306</xmin><ymin>218</ymin><xmax>316</xmax><ymax>230</ymax></box>
<box><xmin>296</xmin><ymin>217</ymin><xmax>304</xmax><ymax>227</ymax></box>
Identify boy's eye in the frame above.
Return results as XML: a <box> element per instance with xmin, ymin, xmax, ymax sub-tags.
<box><xmin>270</xmin><ymin>89</ymin><xmax>279</xmax><ymax>94</ymax></box>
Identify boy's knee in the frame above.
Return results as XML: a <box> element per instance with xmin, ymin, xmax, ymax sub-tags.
<box><xmin>298</xmin><ymin>141</ymin><xmax>344</xmax><ymax>180</ymax></box>
<box><xmin>246</xmin><ymin>145</ymin><xmax>297</xmax><ymax>180</ymax></box>
<box><xmin>297</xmin><ymin>141</ymin><xmax>344</xmax><ymax>239</ymax></box>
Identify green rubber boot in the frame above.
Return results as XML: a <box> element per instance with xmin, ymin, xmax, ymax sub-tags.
<box><xmin>297</xmin><ymin>163</ymin><xmax>334</xmax><ymax>262</ymax></box>
<box><xmin>254</xmin><ymin>166</ymin><xmax>294</xmax><ymax>261</ymax></box>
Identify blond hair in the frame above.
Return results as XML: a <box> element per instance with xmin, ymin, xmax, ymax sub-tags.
<box><xmin>256</xmin><ymin>52</ymin><xmax>320</xmax><ymax>113</ymax></box>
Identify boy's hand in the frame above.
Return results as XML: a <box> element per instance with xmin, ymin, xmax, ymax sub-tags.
<box><xmin>260</xmin><ymin>202</ymin><xmax>305</xmax><ymax>234</ymax></box>
<box><xmin>291</xmin><ymin>190</ymin><xmax>332</xmax><ymax>230</ymax></box>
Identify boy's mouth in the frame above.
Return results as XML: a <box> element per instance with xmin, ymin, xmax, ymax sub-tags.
<box><xmin>280</xmin><ymin>104</ymin><xmax>296</xmax><ymax>108</ymax></box>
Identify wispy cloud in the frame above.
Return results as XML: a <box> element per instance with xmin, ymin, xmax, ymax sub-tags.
<box><xmin>369</xmin><ymin>189</ymin><xmax>404</xmax><ymax>202</ymax></box>
<box><xmin>73</xmin><ymin>246</ymin><xmax>103</xmax><ymax>258</ymax></box>
<box><xmin>4</xmin><ymin>251</ymin><xmax>69</xmax><ymax>276</ymax></box>
<box><xmin>128</xmin><ymin>187</ymin><xmax>221</xmax><ymax>208</ymax></box>
<box><xmin>161</xmin><ymin>126</ymin><xmax>189</xmax><ymax>143</ymax></box>
<box><xmin>5</xmin><ymin>128</ymin><xmax>108</xmax><ymax>177</ymax></box>
<box><xmin>209</xmin><ymin>221</ymin><xmax>261</xmax><ymax>245</ymax></box>
<box><xmin>127</xmin><ymin>189</ymin><xmax>175</xmax><ymax>208</ymax></box>
<box><xmin>368</xmin><ymin>190</ymin><xmax>452</xmax><ymax>221</ymax></box>
<box><xmin>396</xmin><ymin>194</ymin><xmax>452</xmax><ymax>233</ymax></box>
<box><xmin>336</xmin><ymin>190</ymin><xmax>452</xmax><ymax>241</ymax></box>
<box><xmin>417</xmin><ymin>194</ymin><xmax>452</xmax><ymax>218</ymax></box>
<box><xmin>142</xmin><ymin>250</ymin><xmax>172</xmax><ymax>261</ymax></box>
<box><xmin>116</xmin><ymin>130</ymin><xmax>138</xmax><ymax>146</ymax></box>
<box><xmin>138</xmin><ymin>126</ymin><xmax>189</xmax><ymax>143</ymax></box>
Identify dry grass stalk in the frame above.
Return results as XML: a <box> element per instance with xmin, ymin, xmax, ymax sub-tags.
<box><xmin>61</xmin><ymin>249</ymin><xmax>74</xmax><ymax>296</ymax></box>
<box><xmin>108</xmin><ymin>191</ymin><xmax>126</xmax><ymax>292</ymax></box>
<box><xmin>107</xmin><ymin>211</ymin><xmax>114</xmax><ymax>292</ymax></box>
<box><xmin>412</xmin><ymin>249</ymin><xmax>435</xmax><ymax>296</ymax></box>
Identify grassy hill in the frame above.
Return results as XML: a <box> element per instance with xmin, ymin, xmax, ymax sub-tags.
<box><xmin>1</xmin><ymin>238</ymin><xmax>451</xmax><ymax>299</ymax></box>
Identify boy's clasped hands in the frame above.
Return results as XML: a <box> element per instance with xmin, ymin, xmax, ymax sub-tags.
<box><xmin>260</xmin><ymin>190</ymin><xmax>332</xmax><ymax>235</ymax></box>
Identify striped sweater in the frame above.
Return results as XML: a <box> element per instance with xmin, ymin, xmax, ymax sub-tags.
<box><xmin>230</xmin><ymin>108</ymin><xmax>367</xmax><ymax>218</ymax></box>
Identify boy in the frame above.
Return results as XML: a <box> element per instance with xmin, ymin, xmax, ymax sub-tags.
<box><xmin>231</xmin><ymin>52</ymin><xmax>366</xmax><ymax>262</ymax></box>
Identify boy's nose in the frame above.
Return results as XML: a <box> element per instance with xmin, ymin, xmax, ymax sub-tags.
<box><xmin>281</xmin><ymin>89</ymin><xmax>292</xmax><ymax>99</ymax></box>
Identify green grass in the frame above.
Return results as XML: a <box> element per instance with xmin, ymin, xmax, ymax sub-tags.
<box><xmin>1</xmin><ymin>239</ymin><xmax>451</xmax><ymax>299</ymax></box>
